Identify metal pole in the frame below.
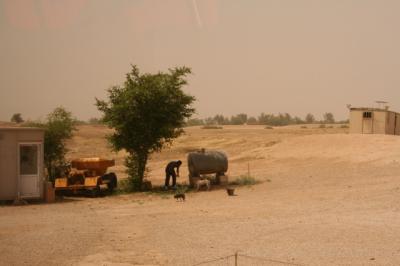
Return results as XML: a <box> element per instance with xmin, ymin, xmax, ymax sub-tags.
<box><xmin>235</xmin><ymin>252</ymin><xmax>238</xmax><ymax>266</ymax></box>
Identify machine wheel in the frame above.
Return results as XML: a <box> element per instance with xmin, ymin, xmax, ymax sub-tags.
<box><xmin>89</xmin><ymin>179</ymin><xmax>102</xmax><ymax>197</ymax></box>
<box><xmin>103</xmin><ymin>173</ymin><xmax>117</xmax><ymax>194</ymax></box>
<box><xmin>216</xmin><ymin>172</ymin><xmax>224</xmax><ymax>184</ymax></box>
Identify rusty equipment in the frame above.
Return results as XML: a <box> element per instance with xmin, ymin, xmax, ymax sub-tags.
<box><xmin>55</xmin><ymin>158</ymin><xmax>117</xmax><ymax>196</ymax></box>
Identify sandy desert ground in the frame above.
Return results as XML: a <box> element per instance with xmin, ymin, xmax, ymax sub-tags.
<box><xmin>2</xmin><ymin>124</ymin><xmax>400</xmax><ymax>265</ymax></box>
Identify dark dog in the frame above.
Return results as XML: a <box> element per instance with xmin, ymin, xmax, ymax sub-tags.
<box><xmin>174</xmin><ymin>193</ymin><xmax>185</xmax><ymax>201</ymax></box>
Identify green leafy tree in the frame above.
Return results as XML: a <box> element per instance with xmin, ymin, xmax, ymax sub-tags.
<box><xmin>247</xmin><ymin>116</ymin><xmax>258</xmax><ymax>125</ymax></box>
<box><xmin>293</xmin><ymin>116</ymin><xmax>304</xmax><ymax>124</ymax></box>
<box><xmin>26</xmin><ymin>107</ymin><xmax>76</xmax><ymax>181</ymax></box>
<box><xmin>280</xmin><ymin>113</ymin><xmax>293</xmax><ymax>126</ymax></box>
<box><xmin>305</xmin><ymin>113</ymin><xmax>315</xmax><ymax>123</ymax></box>
<box><xmin>258</xmin><ymin>112</ymin><xmax>271</xmax><ymax>125</ymax></box>
<box><xmin>213</xmin><ymin>114</ymin><xmax>226</xmax><ymax>125</ymax></box>
<box><xmin>323</xmin><ymin>112</ymin><xmax>335</xmax><ymax>124</ymax></box>
<box><xmin>11</xmin><ymin>113</ymin><xmax>24</xmax><ymax>123</ymax></box>
<box><xmin>230</xmin><ymin>113</ymin><xmax>248</xmax><ymax>125</ymax></box>
<box><xmin>96</xmin><ymin>65</ymin><xmax>195</xmax><ymax>191</ymax></box>
<box><xmin>204</xmin><ymin>117</ymin><xmax>215</xmax><ymax>125</ymax></box>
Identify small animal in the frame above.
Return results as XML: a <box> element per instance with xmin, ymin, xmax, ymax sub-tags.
<box><xmin>195</xmin><ymin>179</ymin><xmax>210</xmax><ymax>191</ymax></box>
<box><xmin>174</xmin><ymin>193</ymin><xmax>186</xmax><ymax>201</ymax></box>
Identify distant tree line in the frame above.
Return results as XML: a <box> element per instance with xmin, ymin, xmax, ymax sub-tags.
<box><xmin>11</xmin><ymin>111</ymin><xmax>347</xmax><ymax>128</ymax></box>
<box><xmin>186</xmin><ymin>112</ymin><xmax>348</xmax><ymax>127</ymax></box>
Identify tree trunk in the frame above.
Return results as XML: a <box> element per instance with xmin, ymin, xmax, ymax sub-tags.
<box><xmin>125</xmin><ymin>151</ymin><xmax>149</xmax><ymax>191</ymax></box>
<box><xmin>137</xmin><ymin>152</ymin><xmax>148</xmax><ymax>184</ymax></box>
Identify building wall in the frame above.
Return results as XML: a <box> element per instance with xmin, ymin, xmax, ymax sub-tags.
<box><xmin>373</xmin><ymin>111</ymin><xmax>386</xmax><ymax>134</ymax></box>
<box><xmin>349</xmin><ymin>109</ymin><xmax>400</xmax><ymax>135</ymax></box>
<box><xmin>386</xmin><ymin>112</ymin><xmax>396</xmax><ymax>135</ymax></box>
<box><xmin>0</xmin><ymin>129</ymin><xmax>44</xmax><ymax>200</ymax></box>
<box><xmin>349</xmin><ymin>110</ymin><xmax>363</xmax><ymax>133</ymax></box>
<box><xmin>349</xmin><ymin>110</ymin><xmax>387</xmax><ymax>134</ymax></box>
<box><xmin>388</xmin><ymin>112</ymin><xmax>400</xmax><ymax>135</ymax></box>
<box><xmin>349</xmin><ymin>109</ymin><xmax>390</xmax><ymax>134</ymax></box>
<box><xmin>396</xmin><ymin>114</ymin><xmax>400</xmax><ymax>135</ymax></box>
<box><xmin>0</xmin><ymin>131</ymin><xmax>18</xmax><ymax>200</ymax></box>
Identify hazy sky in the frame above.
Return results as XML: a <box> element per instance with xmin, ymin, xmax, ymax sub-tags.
<box><xmin>1</xmin><ymin>0</ymin><xmax>400</xmax><ymax>121</ymax></box>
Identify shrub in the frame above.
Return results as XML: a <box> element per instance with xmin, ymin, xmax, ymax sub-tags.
<box><xmin>230</xmin><ymin>175</ymin><xmax>257</xmax><ymax>186</ymax></box>
<box><xmin>114</xmin><ymin>179</ymin><xmax>131</xmax><ymax>194</ymax></box>
<box><xmin>25</xmin><ymin>107</ymin><xmax>76</xmax><ymax>182</ymax></box>
<box><xmin>301</xmin><ymin>126</ymin><xmax>307</xmax><ymax>129</ymax></box>
<box><xmin>265</xmin><ymin>126</ymin><xmax>274</xmax><ymax>129</ymax></box>
<box><xmin>340</xmin><ymin>124</ymin><xmax>349</xmax><ymax>128</ymax></box>
<box><xmin>319</xmin><ymin>124</ymin><xmax>326</xmax><ymax>128</ymax></box>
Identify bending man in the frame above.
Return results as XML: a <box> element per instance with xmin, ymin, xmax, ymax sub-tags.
<box><xmin>164</xmin><ymin>160</ymin><xmax>182</xmax><ymax>189</ymax></box>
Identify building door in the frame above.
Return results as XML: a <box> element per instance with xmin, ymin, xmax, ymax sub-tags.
<box><xmin>18</xmin><ymin>143</ymin><xmax>41</xmax><ymax>198</ymax></box>
<box><xmin>362</xmin><ymin>112</ymin><xmax>373</xmax><ymax>134</ymax></box>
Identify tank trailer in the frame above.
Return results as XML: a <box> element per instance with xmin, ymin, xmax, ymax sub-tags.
<box><xmin>187</xmin><ymin>149</ymin><xmax>228</xmax><ymax>186</ymax></box>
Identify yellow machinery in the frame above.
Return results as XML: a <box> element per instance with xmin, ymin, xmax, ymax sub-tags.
<box><xmin>55</xmin><ymin>158</ymin><xmax>117</xmax><ymax>196</ymax></box>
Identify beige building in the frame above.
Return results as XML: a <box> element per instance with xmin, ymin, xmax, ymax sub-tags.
<box><xmin>349</xmin><ymin>107</ymin><xmax>400</xmax><ymax>135</ymax></box>
<box><xmin>0</xmin><ymin>127</ymin><xmax>45</xmax><ymax>201</ymax></box>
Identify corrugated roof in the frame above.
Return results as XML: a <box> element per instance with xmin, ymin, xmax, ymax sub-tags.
<box><xmin>350</xmin><ymin>107</ymin><xmax>400</xmax><ymax>115</ymax></box>
<box><xmin>350</xmin><ymin>107</ymin><xmax>387</xmax><ymax>111</ymax></box>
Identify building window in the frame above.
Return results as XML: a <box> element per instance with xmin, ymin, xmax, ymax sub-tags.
<box><xmin>363</xmin><ymin>112</ymin><xmax>372</xmax><ymax>118</ymax></box>
<box><xmin>20</xmin><ymin>145</ymin><xmax>38</xmax><ymax>175</ymax></box>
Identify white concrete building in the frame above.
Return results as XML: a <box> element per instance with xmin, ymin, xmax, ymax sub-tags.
<box><xmin>0</xmin><ymin>127</ymin><xmax>45</xmax><ymax>200</ymax></box>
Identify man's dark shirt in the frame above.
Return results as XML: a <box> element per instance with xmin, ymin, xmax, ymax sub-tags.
<box><xmin>166</xmin><ymin>161</ymin><xmax>181</xmax><ymax>174</ymax></box>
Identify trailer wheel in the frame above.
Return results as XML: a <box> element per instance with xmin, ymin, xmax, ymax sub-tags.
<box><xmin>90</xmin><ymin>180</ymin><xmax>102</xmax><ymax>197</ymax></box>
<box><xmin>107</xmin><ymin>178</ymin><xmax>116</xmax><ymax>194</ymax></box>
<box><xmin>216</xmin><ymin>172</ymin><xmax>224</xmax><ymax>184</ymax></box>
<box><xmin>104</xmin><ymin>173</ymin><xmax>117</xmax><ymax>194</ymax></box>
